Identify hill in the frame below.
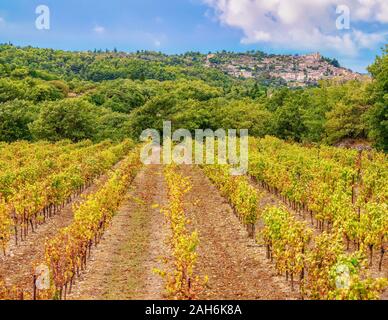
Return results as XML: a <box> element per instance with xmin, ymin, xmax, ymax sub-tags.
<box><xmin>202</xmin><ymin>51</ymin><xmax>362</xmax><ymax>87</ymax></box>
<box><xmin>0</xmin><ymin>44</ymin><xmax>362</xmax><ymax>87</ymax></box>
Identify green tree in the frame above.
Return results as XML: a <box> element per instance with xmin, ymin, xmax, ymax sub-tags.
<box><xmin>30</xmin><ymin>83</ymin><xmax>65</xmax><ymax>102</ymax></box>
<box><xmin>366</xmin><ymin>46</ymin><xmax>388</xmax><ymax>151</ymax></box>
<box><xmin>0</xmin><ymin>78</ymin><xmax>27</xmax><ymax>102</ymax></box>
<box><xmin>127</xmin><ymin>94</ymin><xmax>179</xmax><ymax>139</ymax></box>
<box><xmin>29</xmin><ymin>99</ymin><xmax>97</xmax><ymax>142</ymax></box>
<box><xmin>325</xmin><ymin>101</ymin><xmax>365</xmax><ymax>144</ymax></box>
<box><xmin>94</xmin><ymin>110</ymin><xmax>132</xmax><ymax>141</ymax></box>
<box><xmin>272</xmin><ymin>93</ymin><xmax>306</xmax><ymax>141</ymax></box>
<box><xmin>219</xmin><ymin>99</ymin><xmax>272</xmax><ymax>136</ymax></box>
<box><xmin>323</xmin><ymin>80</ymin><xmax>370</xmax><ymax>144</ymax></box>
<box><xmin>88</xmin><ymin>80</ymin><xmax>149</xmax><ymax>113</ymax></box>
<box><xmin>300</xmin><ymin>86</ymin><xmax>329</xmax><ymax>142</ymax></box>
<box><xmin>0</xmin><ymin>100</ymin><xmax>36</xmax><ymax>141</ymax></box>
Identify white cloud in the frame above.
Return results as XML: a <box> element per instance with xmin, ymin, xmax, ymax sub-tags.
<box><xmin>353</xmin><ymin>29</ymin><xmax>387</xmax><ymax>47</ymax></box>
<box><xmin>352</xmin><ymin>0</ymin><xmax>388</xmax><ymax>23</ymax></box>
<box><xmin>248</xmin><ymin>31</ymin><xmax>271</xmax><ymax>42</ymax></box>
<box><xmin>93</xmin><ymin>25</ymin><xmax>105</xmax><ymax>34</ymax></box>
<box><xmin>376</xmin><ymin>1</ymin><xmax>388</xmax><ymax>23</ymax></box>
<box><xmin>0</xmin><ymin>17</ymin><xmax>5</xmax><ymax>24</ymax></box>
<box><xmin>203</xmin><ymin>0</ymin><xmax>388</xmax><ymax>56</ymax></box>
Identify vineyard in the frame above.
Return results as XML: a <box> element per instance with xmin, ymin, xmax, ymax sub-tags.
<box><xmin>0</xmin><ymin>138</ymin><xmax>387</xmax><ymax>300</ymax></box>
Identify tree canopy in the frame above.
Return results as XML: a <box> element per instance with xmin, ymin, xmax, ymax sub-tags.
<box><xmin>0</xmin><ymin>43</ymin><xmax>386</xmax><ymax>150</ymax></box>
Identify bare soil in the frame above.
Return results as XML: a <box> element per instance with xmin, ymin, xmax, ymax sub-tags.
<box><xmin>68</xmin><ymin>164</ymin><xmax>169</xmax><ymax>300</ymax></box>
<box><xmin>178</xmin><ymin>165</ymin><xmax>297</xmax><ymax>300</ymax></box>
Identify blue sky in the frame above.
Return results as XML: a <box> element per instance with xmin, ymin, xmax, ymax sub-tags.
<box><xmin>0</xmin><ymin>0</ymin><xmax>387</xmax><ymax>72</ymax></box>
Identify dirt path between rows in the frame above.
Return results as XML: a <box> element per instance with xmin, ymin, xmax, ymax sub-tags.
<box><xmin>68</xmin><ymin>163</ymin><xmax>169</xmax><ymax>300</ymax></box>
<box><xmin>179</xmin><ymin>165</ymin><xmax>297</xmax><ymax>300</ymax></box>
<box><xmin>0</xmin><ymin>172</ymin><xmax>115</xmax><ymax>290</ymax></box>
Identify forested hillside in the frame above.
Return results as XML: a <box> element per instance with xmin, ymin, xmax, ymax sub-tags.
<box><xmin>0</xmin><ymin>44</ymin><xmax>387</xmax><ymax>151</ymax></box>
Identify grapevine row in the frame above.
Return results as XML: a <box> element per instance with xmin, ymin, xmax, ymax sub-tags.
<box><xmin>0</xmin><ymin>140</ymin><xmax>89</xmax><ymax>172</ymax></box>
<box><xmin>157</xmin><ymin>165</ymin><xmax>204</xmax><ymax>299</ymax></box>
<box><xmin>201</xmin><ymin>164</ymin><xmax>260</xmax><ymax>238</ymax></box>
<box><xmin>260</xmin><ymin>206</ymin><xmax>387</xmax><ymax>300</ymax></box>
<box><xmin>41</xmin><ymin>148</ymin><xmax>142</xmax><ymax>300</ymax></box>
<box><xmin>248</xmin><ymin>137</ymin><xmax>387</xmax><ymax>270</ymax></box>
<box><xmin>201</xmin><ymin>163</ymin><xmax>387</xmax><ymax>300</ymax></box>
<box><xmin>0</xmin><ymin>139</ymin><xmax>134</xmax><ymax>254</ymax></box>
<box><xmin>0</xmin><ymin>144</ymin><xmax>141</xmax><ymax>300</ymax></box>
